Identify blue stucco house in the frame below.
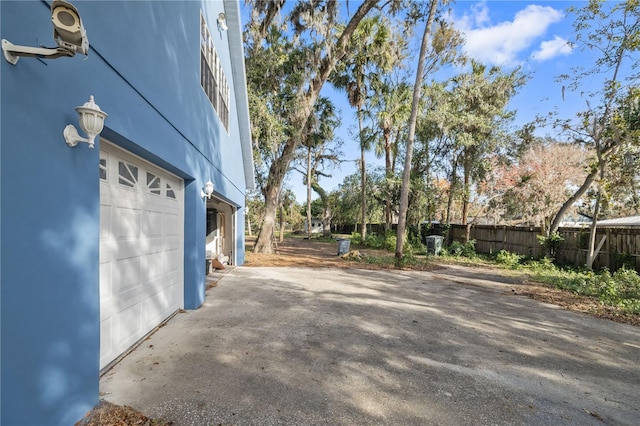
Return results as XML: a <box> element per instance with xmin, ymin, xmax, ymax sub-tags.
<box><xmin>1</xmin><ymin>1</ymin><xmax>254</xmax><ymax>424</ymax></box>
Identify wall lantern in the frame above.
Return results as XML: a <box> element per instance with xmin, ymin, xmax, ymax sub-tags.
<box><xmin>2</xmin><ymin>0</ymin><xmax>88</xmax><ymax>65</ymax></box>
<box><xmin>201</xmin><ymin>180</ymin><xmax>214</xmax><ymax>199</ymax></box>
<box><xmin>64</xmin><ymin>95</ymin><xmax>108</xmax><ymax>148</ymax></box>
<box><xmin>217</xmin><ymin>13</ymin><xmax>228</xmax><ymax>31</ymax></box>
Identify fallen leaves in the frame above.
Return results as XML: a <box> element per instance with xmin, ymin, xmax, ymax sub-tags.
<box><xmin>74</xmin><ymin>401</ymin><xmax>171</xmax><ymax>426</ymax></box>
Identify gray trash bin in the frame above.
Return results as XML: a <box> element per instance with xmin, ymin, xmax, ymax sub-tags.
<box><xmin>337</xmin><ymin>238</ymin><xmax>351</xmax><ymax>255</ymax></box>
<box><xmin>425</xmin><ymin>235</ymin><xmax>444</xmax><ymax>255</ymax></box>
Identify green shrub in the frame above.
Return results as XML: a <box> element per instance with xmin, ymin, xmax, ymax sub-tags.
<box><xmin>537</xmin><ymin>232</ymin><xmax>564</xmax><ymax>258</ymax></box>
<box><xmin>445</xmin><ymin>240</ymin><xmax>476</xmax><ymax>258</ymax></box>
<box><xmin>526</xmin><ymin>256</ymin><xmax>556</xmax><ymax>272</ymax></box>
<box><xmin>602</xmin><ymin>280</ymin><xmax>619</xmax><ymax>303</ymax></box>
<box><xmin>435</xmin><ymin>236</ymin><xmax>639</xmax><ymax>317</ymax></box>
<box><xmin>462</xmin><ymin>239</ymin><xmax>476</xmax><ymax>257</ymax></box>
<box><xmin>495</xmin><ymin>250</ymin><xmax>523</xmax><ymax>268</ymax></box>
<box><xmin>384</xmin><ymin>233</ymin><xmax>397</xmax><ymax>251</ymax></box>
<box><xmin>447</xmin><ymin>241</ymin><xmax>464</xmax><ymax>256</ymax></box>
<box><xmin>615</xmin><ymin>253</ymin><xmax>636</xmax><ymax>271</ymax></box>
<box><xmin>407</xmin><ymin>226</ymin><xmax>425</xmax><ymax>250</ymax></box>
<box><xmin>353</xmin><ymin>231</ymin><xmax>415</xmax><ymax>253</ymax></box>
<box><xmin>526</xmin><ymin>261</ymin><xmax>640</xmax><ymax>315</ymax></box>
<box><xmin>595</xmin><ymin>268</ymin><xmax>640</xmax><ymax>303</ymax></box>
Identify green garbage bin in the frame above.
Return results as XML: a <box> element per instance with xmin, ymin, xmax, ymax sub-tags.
<box><xmin>425</xmin><ymin>235</ymin><xmax>443</xmax><ymax>255</ymax></box>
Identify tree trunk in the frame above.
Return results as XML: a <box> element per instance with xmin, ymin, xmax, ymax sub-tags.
<box><xmin>586</xmin><ymin>140</ymin><xmax>606</xmax><ymax>270</ymax></box>
<box><xmin>384</xmin><ymin>126</ymin><xmax>392</xmax><ymax>232</ymax></box>
<box><xmin>358</xmin><ymin>105</ymin><xmax>367</xmax><ymax>241</ymax></box>
<box><xmin>547</xmin><ymin>134</ymin><xmax>624</xmax><ymax>236</ymax></box>
<box><xmin>254</xmin><ymin>183</ymin><xmax>279</xmax><ymax>253</ymax></box>
<box><xmin>445</xmin><ymin>155</ymin><xmax>459</xmax><ymax>224</ymax></box>
<box><xmin>312</xmin><ymin>182</ymin><xmax>332</xmax><ymax>238</ymax></box>
<box><xmin>279</xmin><ymin>201</ymin><xmax>285</xmax><ymax>243</ymax></box>
<box><xmin>395</xmin><ymin>0</ymin><xmax>439</xmax><ymax>266</ymax></box>
<box><xmin>307</xmin><ymin>144</ymin><xmax>313</xmax><ymax>240</ymax></box>
<box><xmin>322</xmin><ymin>205</ymin><xmax>332</xmax><ymax>238</ymax></box>
<box><xmin>254</xmin><ymin>137</ymin><xmax>299</xmax><ymax>253</ymax></box>
<box><xmin>461</xmin><ymin>150</ymin><xmax>471</xmax><ymax>242</ymax></box>
<box><xmin>548</xmin><ymin>168</ymin><xmax>599</xmax><ymax>236</ymax></box>
<box><xmin>461</xmin><ymin>162</ymin><xmax>470</xmax><ymax>225</ymax></box>
<box><xmin>585</xmin><ymin>190</ymin><xmax>602</xmax><ymax>270</ymax></box>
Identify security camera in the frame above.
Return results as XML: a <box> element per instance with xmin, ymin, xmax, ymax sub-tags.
<box><xmin>217</xmin><ymin>13</ymin><xmax>228</xmax><ymax>32</ymax></box>
<box><xmin>2</xmin><ymin>0</ymin><xmax>88</xmax><ymax>65</ymax></box>
<box><xmin>52</xmin><ymin>0</ymin><xmax>88</xmax><ymax>55</ymax></box>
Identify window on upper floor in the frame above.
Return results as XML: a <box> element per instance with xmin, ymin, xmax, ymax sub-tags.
<box><xmin>200</xmin><ymin>12</ymin><xmax>230</xmax><ymax>132</ymax></box>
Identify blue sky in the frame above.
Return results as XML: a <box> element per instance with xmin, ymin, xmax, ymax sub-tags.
<box><xmin>247</xmin><ymin>1</ymin><xmax>600</xmax><ymax>202</ymax></box>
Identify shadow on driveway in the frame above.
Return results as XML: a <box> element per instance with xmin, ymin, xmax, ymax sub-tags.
<box><xmin>101</xmin><ymin>266</ymin><xmax>640</xmax><ymax>425</ymax></box>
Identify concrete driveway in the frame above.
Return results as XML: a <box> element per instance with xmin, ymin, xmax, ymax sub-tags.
<box><xmin>101</xmin><ymin>266</ymin><xmax>640</xmax><ymax>425</ymax></box>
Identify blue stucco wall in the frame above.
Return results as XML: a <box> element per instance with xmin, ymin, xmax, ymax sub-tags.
<box><xmin>1</xmin><ymin>1</ymin><xmax>250</xmax><ymax>424</ymax></box>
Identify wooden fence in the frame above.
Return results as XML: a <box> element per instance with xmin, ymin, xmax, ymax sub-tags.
<box><xmin>448</xmin><ymin>224</ymin><xmax>640</xmax><ymax>272</ymax></box>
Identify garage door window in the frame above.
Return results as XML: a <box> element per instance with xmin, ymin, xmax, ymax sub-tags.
<box><xmin>147</xmin><ymin>172</ymin><xmax>161</xmax><ymax>195</ymax></box>
<box><xmin>118</xmin><ymin>161</ymin><xmax>138</xmax><ymax>188</ymax></box>
<box><xmin>100</xmin><ymin>156</ymin><xmax>107</xmax><ymax>181</ymax></box>
<box><xmin>166</xmin><ymin>183</ymin><xmax>176</xmax><ymax>199</ymax></box>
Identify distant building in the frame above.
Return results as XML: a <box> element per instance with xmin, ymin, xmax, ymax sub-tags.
<box><xmin>304</xmin><ymin>218</ymin><xmax>324</xmax><ymax>234</ymax></box>
<box><xmin>560</xmin><ymin>213</ymin><xmax>593</xmax><ymax>228</ymax></box>
<box><xmin>596</xmin><ymin>216</ymin><xmax>640</xmax><ymax>227</ymax></box>
<box><xmin>560</xmin><ymin>215</ymin><xmax>640</xmax><ymax>228</ymax></box>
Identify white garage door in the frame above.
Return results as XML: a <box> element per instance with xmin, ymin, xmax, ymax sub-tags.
<box><xmin>99</xmin><ymin>142</ymin><xmax>184</xmax><ymax>369</ymax></box>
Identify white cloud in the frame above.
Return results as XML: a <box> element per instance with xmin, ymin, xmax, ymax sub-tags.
<box><xmin>453</xmin><ymin>4</ymin><xmax>565</xmax><ymax>67</ymax></box>
<box><xmin>531</xmin><ymin>35</ymin><xmax>573</xmax><ymax>61</ymax></box>
<box><xmin>471</xmin><ymin>1</ymin><xmax>491</xmax><ymax>27</ymax></box>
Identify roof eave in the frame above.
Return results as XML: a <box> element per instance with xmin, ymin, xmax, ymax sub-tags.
<box><xmin>224</xmin><ymin>0</ymin><xmax>255</xmax><ymax>192</ymax></box>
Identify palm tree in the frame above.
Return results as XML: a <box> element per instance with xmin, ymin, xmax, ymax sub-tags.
<box><xmin>367</xmin><ymin>76</ymin><xmax>411</xmax><ymax>231</ymax></box>
<box><xmin>331</xmin><ymin>15</ymin><xmax>397</xmax><ymax>241</ymax></box>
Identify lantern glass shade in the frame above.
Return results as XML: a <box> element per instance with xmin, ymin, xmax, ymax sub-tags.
<box><xmin>205</xmin><ymin>180</ymin><xmax>214</xmax><ymax>197</ymax></box>
<box><xmin>75</xmin><ymin>95</ymin><xmax>107</xmax><ymax>147</ymax></box>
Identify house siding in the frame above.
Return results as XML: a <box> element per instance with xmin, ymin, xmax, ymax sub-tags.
<box><xmin>0</xmin><ymin>1</ymin><xmax>252</xmax><ymax>424</ymax></box>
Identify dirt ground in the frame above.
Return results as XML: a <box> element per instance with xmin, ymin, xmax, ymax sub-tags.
<box><xmin>81</xmin><ymin>234</ymin><xmax>637</xmax><ymax>425</ymax></box>
<box><xmin>244</xmin><ymin>235</ymin><xmax>639</xmax><ymax>327</ymax></box>
<box><xmin>244</xmin><ymin>234</ymin><xmax>393</xmax><ymax>268</ymax></box>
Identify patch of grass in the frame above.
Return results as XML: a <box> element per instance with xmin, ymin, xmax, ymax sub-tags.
<box><xmin>350</xmin><ymin>231</ymin><xmax>423</xmax><ymax>253</ymax></box>
<box><xmin>344</xmin><ymin>251</ymin><xmax>434</xmax><ymax>270</ymax></box>
<box><xmin>315</xmin><ymin>235</ymin><xmax>339</xmax><ymax>243</ymax></box>
<box><xmin>436</xmin><ymin>246</ymin><xmax>640</xmax><ymax>317</ymax></box>
<box><xmin>525</xmin><ymin>260</ymin><xmax>640</xmax><ymax>315</ymax></box>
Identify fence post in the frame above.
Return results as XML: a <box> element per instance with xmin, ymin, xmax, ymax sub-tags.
<box><xmin>500</xmin><ymin>225</ymin><xmax>504</xmax><ymax>252</ymax></box>
<box><xmin>606</xmin><ymin>228</ymin><xmax>613</xmax><ymax>270</ymax></box>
